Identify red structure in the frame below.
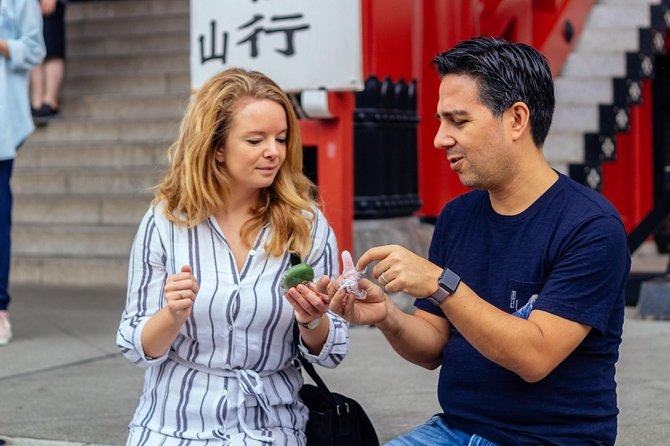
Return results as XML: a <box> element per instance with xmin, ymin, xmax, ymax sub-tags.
<box><xmin>300</xmin><ymin>0</ymin><xmax>654</xmax><ymax>253</ymax></box>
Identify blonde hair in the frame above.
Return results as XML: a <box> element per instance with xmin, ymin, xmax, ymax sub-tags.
<box><xmin>154</xmin><ymin>68</ymin><xmax>317</xmax><ymax>257</ymax></box>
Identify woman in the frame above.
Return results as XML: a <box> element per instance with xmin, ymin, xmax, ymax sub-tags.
<box><xmin>0</xmin><ymin>0</ymin><xmax>45</xmax><ymax>346</ymax></box>
<box><xmin>117</xmin><ymin>68</ymin><xmax>348</xmax><ymax>445</ymax></box>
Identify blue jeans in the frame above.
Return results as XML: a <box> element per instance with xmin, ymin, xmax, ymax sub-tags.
<box><xmin>385</xmin><ymin>415</ymin><xmax>500</xmax><ymax>446</ymax></box>
<box><xmin>0</xmin><ymin>159</ymin><xmax>13</xmax><ymax>311</ymax></box>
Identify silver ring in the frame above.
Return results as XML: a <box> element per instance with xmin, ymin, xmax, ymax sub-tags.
<box><xmin>178</xmin><ymin>290</ymin><xmax>183</xmax><ymax>298</ymax></box>
<box><xmin>380</xmin><ymin>272</ymin><xmax>388</xmax><ymax>285</ymax></box>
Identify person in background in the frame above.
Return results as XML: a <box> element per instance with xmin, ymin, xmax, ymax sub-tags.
<box><xmin>30</xmin><ymin>0</ymin><xmax>65</xmax><ymax>124</ymax></box>
<box><xmin>327</xmin><ymin>36</ymin><xmax>630</xmax><ymax>446</ymax></box>
<box><xmin>0</xmin><ymin>0</ymin><xmax>46</xmax><ymax>346</ymax></box>
<box><xmin>117</xmin><ymin>67</ymin><xmax>348</xmax><ymax>445</ymax></box>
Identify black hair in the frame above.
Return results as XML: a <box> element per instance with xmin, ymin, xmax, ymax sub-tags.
<box><xmin>432</xmin><ymin>36</ymin><xmax>554</xmax><ymax>147</ymax></box>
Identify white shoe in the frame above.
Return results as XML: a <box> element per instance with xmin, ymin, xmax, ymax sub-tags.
<box><xmin>0</xmin><ymin>311</ymin><xmax>12</xmax><ymax>346</ymax></box>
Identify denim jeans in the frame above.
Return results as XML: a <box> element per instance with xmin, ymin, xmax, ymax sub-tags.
<box><xmin>0</xmin><ymin>159</ymin><xmax>13</xmax><ymax>311</ymax></box>
<box><xmin>385</xmin><ymin>415</ymin><xmax>500</xmax><ymax>446</ymax></box>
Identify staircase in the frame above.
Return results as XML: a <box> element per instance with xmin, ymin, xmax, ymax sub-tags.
<box><xmin>544</xmin><ymin>0</ymin><xmax>668</xmax><ymax>188</ymax></box>
<box><xmin>11</xmin><ymin>0</ymin><xmax>191</xmax><ymax>286</ymax></box>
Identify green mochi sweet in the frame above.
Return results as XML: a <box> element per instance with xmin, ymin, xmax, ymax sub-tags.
<box><xmin>282</xmin><ymin>263</ymin><xmax>315</xmax><ymax>288</ymax></box>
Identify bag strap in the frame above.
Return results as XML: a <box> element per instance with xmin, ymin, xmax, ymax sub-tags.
<box><xmin>290</xmin><ymin>252</ymin><xmax>335</xmax><ymax>396</ymax></box>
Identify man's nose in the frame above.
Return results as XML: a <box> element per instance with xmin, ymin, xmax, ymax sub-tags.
<box><xmin>434</xmin><ymin>125</ymin><xmax>455</xmax><ymax>150</ymax></box>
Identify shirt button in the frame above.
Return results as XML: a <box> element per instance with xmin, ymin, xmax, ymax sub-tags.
<box><xmin>249</xmin><ymin>249</ymin><xmax>256</xmax><ymax>256</ymax></box>
<box><xmin>233</xmin><ymin>284</ymin><xmax>239</xmax><ymax>291</ymax></box>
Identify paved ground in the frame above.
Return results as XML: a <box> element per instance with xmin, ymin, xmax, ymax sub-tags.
<box><xmin>0</xmin><ymin>280</ymin><xmax>669</xmax><ymax>445</ymax></box>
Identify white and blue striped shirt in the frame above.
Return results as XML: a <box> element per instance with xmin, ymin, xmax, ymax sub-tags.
<box><xmin>117</xmin><ymin>203</ymin><xmax>348</xmax><ymax>445</ymax></box>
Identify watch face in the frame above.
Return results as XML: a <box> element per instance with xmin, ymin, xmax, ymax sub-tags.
<box><xmin>439</xmin><ymin>268</ymin><xmax>461</xmax><ymax>294</ymax></box>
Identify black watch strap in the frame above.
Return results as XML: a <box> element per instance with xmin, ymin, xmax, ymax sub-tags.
<box><xmin>426</xmin><ymin>267</ymin><xmax>461</xmax><ymax>306</ymax></box>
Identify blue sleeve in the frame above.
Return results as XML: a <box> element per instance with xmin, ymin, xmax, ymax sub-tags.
<box><xmin>6</xmin><ymin>0</ymin><xmax>45</xmax><ymax>71</ymax></box>
<box><xmin>533</xmin><ymin>215</ymin><xmax>630</xmax><ymax>334</ymax></box>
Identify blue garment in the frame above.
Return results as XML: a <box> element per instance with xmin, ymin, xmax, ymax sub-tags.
<box><xmin>0</xmin><ymin>159</ymin><xmax>12</xmax><ymax>310</ymax></box>
<box><xmin>0</xmin><ymin>0</ymin><xmax>44</xmax><ymax>309</ymax></box>
<box><xmin>415</xmin><ymin>173</ymin><xmax>630</xmax><ymax>446</ymax></box>
<box><xmin>385</xmin><ymin>415</ymin><xmax>499</xmax><ymax>446</ymax></box>
<box><xmin>0</xmin><ymin>0</ymin><xmax>46</xmax><ymax>159</ymax></box>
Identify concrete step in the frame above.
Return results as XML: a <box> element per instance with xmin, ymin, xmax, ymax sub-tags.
<box><xmin>27</xmin><ymin>118</ymin><xmax>179</xmax><ymax>144</ymax></box>
<box><xmin>13</xmin><ymin>224</ymin><xmax>135</xmax><ymax>257</ymax></box>
<box><xmin>66</xmin><ymin>52</ymin><xmax>189</xmax><ymax>77</ymax></box>
<box><xmin>66</xmin><ymin>0</ymin><xmax>188</xmax><ymax>22</ymax></box>
<box><xmin>12</xmin><ymin>167</ymin><xmax>165</xmax><ymax>195</ymax></box>
<box><xmin>549</xmin><ymin>162</ymin><xmax>570</xmax><ymax>176</ymax></box>
<box><xmin>68</xmin><ymin>32</ymin><xmax>189</xmax><ymax>57</ymax></box>
<box><xmin>67</xmin><ymin>13</ymin><xmax>189</xmax><ymax>40</ymax></box>
<box><xmin>576</xmin><ymin>28</ymin><xmax>639</xmax><ymax>53</ymax></box>
<box><xmin>599</xmin><ymin>0</ymin><xmax>659</xmax><ymax>5</ymax></box>
<box><xmin>10</xmin><ymin>255</ymin><xmax>128</xmax><ymax>286</ymax></box>
<box><xmin>61</xmin><ymin>72</ymin><xmax>190</xmax><ymax>97</ymax></box>
<box><xmin>561</xmin><ymin>52</ymin><xmax>626</xmax><ymax>78</ymax></box>
<box><xmin>58</xmin><ymin>94</ymin><xmax>189</xmax><ymax>120</ymax></box>
<box><xmin>586</xmin><ymin>4</ymin><xmax>652</xmax><ymax>28</ymax></box>
<box><xmin>555</xmin><ymin>77</ymin><xmax>613</xmax><ymax>105</ymax></box>
<box><xmin>14</xmin><ymin>194</ymin><xmax>151</xmax><ymax>226</ymax></box>
<box><xmin>543</xmin><ymin>131</ymin><xmax>585</xmax><ymax>164</ymax></box>
<box><xmin>552</xmin><ymin>104</ymin><xmax>599</xmax><ymax>133</ymax></box>
<box><xmin>17</xmin><ymin>141</ymin><xmax>170</xmax><ymax>169</ymax></box>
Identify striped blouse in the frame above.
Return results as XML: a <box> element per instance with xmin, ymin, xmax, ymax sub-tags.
<box><xmin>117</xmin><ymin>203</ymin><xmax>349</xmax><ymax>445</ymax></box>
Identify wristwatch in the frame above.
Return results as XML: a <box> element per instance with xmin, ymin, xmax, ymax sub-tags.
<box><xmin>426</xmin><ymin>267</ymin><xmax>461</xmax><ymax>306</ymax></box>
<box><xmin>297</xmin><ymin>316</ymin><xmax>323</xmax><ymax>330</ymax></box>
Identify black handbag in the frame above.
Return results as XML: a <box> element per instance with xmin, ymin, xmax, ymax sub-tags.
<box><xmin>289</xmin><ymin>253</ymin><xmax>380</xmax><ymax>446</ymax></box>
<box><xmin>293</xmin><ymin>324</ymin><xmax>380</xmax><ymax>446</ymax></box>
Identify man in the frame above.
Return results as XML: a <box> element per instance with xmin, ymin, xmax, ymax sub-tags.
<box><xmin>328</xmin><ymin>37</ymin><xmax>630</xmax><ymax>445</ymax></box>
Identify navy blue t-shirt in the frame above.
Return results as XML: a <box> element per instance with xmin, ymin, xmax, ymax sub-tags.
<box><xmin>415</xmin><ymin>174</ymin><xmax>630</xmax><ymax>446</ymax></box>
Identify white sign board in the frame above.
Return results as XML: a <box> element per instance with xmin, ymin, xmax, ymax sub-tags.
<box><xmin>190</xmin><ymin>0</ymin><xmax>363</xmax><ymax>92</ymax></box>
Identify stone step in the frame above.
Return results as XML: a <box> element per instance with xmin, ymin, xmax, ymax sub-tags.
<box><xmin>17</xmin><ymin>140</ymin><xmax>170</xmax><ymax>169</ymax></box>
<box><xmin>68</xmin><ymin>32</ymin><xmax>189</xmax><ymax>57</ymax></box>
<box><xmin>58</xmin><ymin>94</ymin><xmax>189</xmax><ymax>120</ymax></box>
<box><xmin>552</xmin><ymin>104</ymin><xmax>599</xmax><ymax>133</ymax></box>
<box><xmin>66</xmin><ymin>0</ymin><xmax>188</xmax><ymax>22</ymax></box>
<box><xmin>599</xmin><ymin>0</ymin><xmax>659</xmax><ymax>5</ymax></box>
<box><xmin>12</xmin><ymin>168</ymin><xmax>165</xmax><ymax>195</ymax></box>
<box><xmin>554</xmin><ymin>77</ymin><xmax>613</xmax><ymax>105</ymax></box>
<box><xmin>586</xmin><ymin>4</ymin><xmax>652</xmax><ymax>28</ymax></box>
<box><xmin>10</xmin><ymin>255</ymin><xmax>128</xmax><ymax>286</ymax></box>
<box><xmin>61</xmin><ymin>72</ymin><xmax>190</xmax><ymax>97</ymax></box>
<box><xmin>561</xmin><ymin>52</ymin><xmax>626</xmax><ymax>78</ymax></box>
<box><xmin>549</xmin><ymin>162</ymin><xmax>570</xmax><ymax>176</ymax></box>
<box><xmin>13</xmin><ymin>224</ymin><xmax>136</xmax><ymax>257</ymax></box>
<box><xmin>66</xmin><ymin>13</ymin><xmax>189</xmax><ymax>40</ymax></box>
<box><xmin>66</xmin><ymin>52</ymin><xmax>189</xmax><ymax>77</ymax></box>
<box><xmin>576</xmin><ymin>28</ymin><xmax>639</xmax><ymax>53</ymax></box>
<box><xmin>14</xmin><ymin>194</ymin><xmax>151</xmax><ymax>226</ymax></box>
<box><xmin>543</xmin><ymin>131</ymin><xmax>585</xmax><ymax>164</ymax></box>
<box><xmin>27</xmin><ymin>118</ymin><xmax>179</xmax><ymax>144</ymax></box>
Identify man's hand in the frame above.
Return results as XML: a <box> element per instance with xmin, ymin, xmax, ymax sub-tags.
<box><xmin>326</xmin><ymin>277</ymin><xmax>388</xmax><ymax>326</ymax></box>
<box><xmin>357</xmin><ymin>245</ymin><xmax>444</xmax><ymax>298</ymax></box>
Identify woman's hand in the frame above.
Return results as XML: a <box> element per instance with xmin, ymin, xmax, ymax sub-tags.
<box><xmin>40</xmin><ymin>0</ymin><xmax>57</xmax><ymax>16</ymax></box>
<box><xmin>164</xmin><ymin>265</ymin><xmax>199</xmax><ymax>324</ymax></box>
<box><xmin>284</xmin><ymin>276</ymin><xmax>331</xmax><ymax>324</ymax></box>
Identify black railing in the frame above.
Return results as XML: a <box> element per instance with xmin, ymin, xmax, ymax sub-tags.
<box><xmin>353</xmin><ymin>76</ymin><xmax>422</xmax><ymax>219</ymax></box>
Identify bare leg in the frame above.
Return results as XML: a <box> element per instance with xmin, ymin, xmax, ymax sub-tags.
<box><xmin>43</xmin><ymin>58</ymin><xmax>64</xmax><ymax>109</ymax></box>
<box><xmin>30</xmin><ymin>65</ymin><xmax>45</xmax><ymax>109</ymax></box>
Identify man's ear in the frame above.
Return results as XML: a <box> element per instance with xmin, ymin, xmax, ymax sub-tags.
<box><xmin>508</xmin><ymin>102</ymin><xmax>530</xmax><ymax>142</ymax></box>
